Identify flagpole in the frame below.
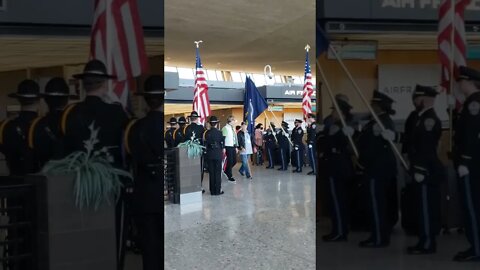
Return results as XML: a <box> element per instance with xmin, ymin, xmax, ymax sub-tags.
<box><xmin>263</xmin><ymin>111</ymin><xmax>278</xmax><ymax>143</ymax></box>
<box><xmin>194</xmin><ymin>40</ymin><xmax>204</xmax><ymax>125</ymax></box>
<box><xmin>448</xmin><ymin>0</ymin><xmax>455</xmax><ymax>153</ymax></box>
<box><xmin>304</xmin><ymin>44</ymin><xmax>312</xmax><ymax>120</ymax></box>
<box><xmin>267</xmin><ymin>110</ymin><xmax>294</xmax><ymax>146</ymax></box>
<box><xmin>321</xmin><ymin>47</ymin><xmax>408</xmax><ymax>170</ymax></box>
<box><xmin>106</xmin><ymin>0</ymin><xmax>114</xmax><ymax>102</ymax></box>
<box><xmin>316</xmin><ymin>60</ymin><xmax>359</xmax><ymax>158</ymax></box>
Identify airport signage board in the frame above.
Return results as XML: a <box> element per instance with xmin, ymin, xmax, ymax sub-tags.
<box><xmin>261</xmin><ymin>86</ymin><xmax>317</xmax><ymax>100</ymax></box>
<box><xmin>268</xmin><ymin>106</ymin><xmax>284</xmax><ymax>112</ymax></box>
<box><xmin>322</xmin><ymin>0</ymin><xmax>480</xmax><ymax>21</ymax></box>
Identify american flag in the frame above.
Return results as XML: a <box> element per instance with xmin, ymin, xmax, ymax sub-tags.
<box><xmin>193</xmin><ymin>46</ymin><xmax>211</xmax><ymax>125</ymax></box>
<box><xmin>302</xmin><ymin>49</ymin><xmax>313</xmax><ymax>120</ymax></box>
<box><xmin>438</xmin><ymin>0</ymin><xmax>471</xmax><ymax>108</ymax></box>
<box><xmin>90</xmin><ymin>0</ymin><xmax>148</xmax><ymax>106</ymax></box>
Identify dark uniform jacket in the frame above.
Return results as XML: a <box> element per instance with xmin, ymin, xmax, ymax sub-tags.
<box><xmin>307</xmin><ymin>123</ymin><xmax>317</xmax><ymax>147</ymax></box>
<box><xmin>0</xmin><ymin>111</ymin><xmax>38</xmax><ymax>175</ymax></box>
<box><xmin>356</xmin><ymin>113</ymin><xmax>397</xmax><ymax>179</ymax></box>
<box><xmin>264</xmin><ymin>129</ymin><xmax>276</xmax><ymax>149</ymax></box>
<box><xmin>402</xmin><ymin>110</ymin><xmax>419</xmax><ymax>160</ymax></box>
<box><xmin>184</xmin><ymin>123</ymin><xmax>206</xmax><ymax>145</ymax></box>
<box><xmin>28</xmin><ymin>110</ymin><xmax>65</xmax><ymax>171</ymax></box>
<box><xmin>173</xmin><ymin>125</ymin><xmax>186</xmax><ymax>146</ymax></box>
<box><xmin>61</xmin><ymin>96</ymin><xmax>129</xmax><ymax>169</ymax></box>
<box><xmin>410</xmin><ymin>108</ymin><xmax>443</xmax><ymax>184</ymax></box>
<box><xmin>454</xmin><ymin>91</ymin><xmax>480</xmax><ymax>175</ymax></box>
<box><xmin>291</xmin><ymin>126</ymin><xmax>304</xmax><ymax>147</ymax></box>
<box><xmin>125</xmin><ymin>111</ymin><xmax>163</xmax><ymax>213</ymax></box>
<box><xmin>204</xmin><ymin>128</ymin><xmax>224</xmax><ymax>160</ymax></box>
<box><xmin>164</xmin><ymin>128</ymin><xmax>176</xmax><ymax>148</ymax></box>
<box><xmin>322</xmin><ymin>121</ymin><xmax>354</xmax><ymax>179</ymax></box>
<box><xmin>276</xmin><ymin>129</ymin><xmax>290</xmax><ymax>149</ymax></box>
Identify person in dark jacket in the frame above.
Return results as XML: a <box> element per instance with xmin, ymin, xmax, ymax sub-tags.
<box><xmin>405</xmin><ymin>85</ymin><xmax>443</xmax><ymax>255</ymax></box>
<box><xmin>0</xmin><ymin>80</ymin><xmax>41</xmax><ymax>176</ymax></box>
<box><xmin>237</xmin><ymin>122</ymin><xmax>253</xmax><ymax>179</ymax></box>
<box><xmin>265</xmin><ymin>123</ymin><xmax>277</xmax><ymax>169</ymax></box>
<box><xmin>203</xmin><ymin>116</ymin><xmax>225</xmax><ymax>195</ymax></box>
<box><xmin>173</xmin><ymin>116</ymin><xmax>187</xmax><ymax>146</ymax></box>
<box><xmin>322</xmin><ymin>98</ymin><xmax>355</xmax><ymax>242</ymax></box>
<box><xmin>306</xmin><ymin>114</ymin><xmax>317</xmax><ymax>175</ymax></box>
<box><xmin>276</xmin><ymin>121</ymin><xmax>290</xmax><ymax>171</ymax></box>
<box><xmin>28</xmin><ymin>77</ymin><xmax>75</xmax><ymax>171</ymax></box>
<box><xmin>125</xmin><ymin>75</ymin><xmax>164</xmax><ymax>270</ymax></box>
<box><xmin>356</xmin><ymin>90</ymin><xmax>398</xmax><ymax>248</ymax></box>
<box><xmin>164</xmin><ymin>117</ymin><xmax>177</xmax><ymax>149</ymax></box>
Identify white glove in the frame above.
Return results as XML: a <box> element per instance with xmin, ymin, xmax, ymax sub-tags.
<box><xmin>342</xmin><ymin>126</ymin><xmax>354</xmax><ymax>137</ymax></box>
<box><xmin>414</xmin><ymin>173</ymin><xmax>425</xmax><ymax>183</ymax></box>
<box><xmin>294</xmin><ymin>146</ymin><xmax>299</xmax><ymax>151</ymax></box>
<box><xmin>381</xmin><ymin>129</ymin><xmax>395</xmax><ymax>141</ymax></box>
<box><xmin>283</xmin><ymin>133</ymin><xmax>288</xmax><ymax>137</ymax></box>
<box><xmin>262</xmin><ymin>131</ymin><xmax>267</xmax><ymax>135</ymax></box>
<box><xmin>458</xmin><ymin>165</ymin><xmax>470</xmax><ymax>177</ymax></box>
<box><xmin>308</xmin><ymin>144</ymin><xmax>313</xmax><ymax>149</ymax></box>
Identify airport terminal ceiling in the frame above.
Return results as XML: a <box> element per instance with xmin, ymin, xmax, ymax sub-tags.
<box><xmin>165</xmin><ymin>0</ymin><xmax>315</xmax><ymax>76</ymax></box>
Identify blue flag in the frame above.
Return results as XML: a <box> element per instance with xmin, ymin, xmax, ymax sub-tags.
<box><xmin>244</xmin><ymin>76</ymin><xmax>268</xmax><ymax>135</ymax></box>
<box><xmin>316</xmin><ymin>23</ymin><xmax>330</xmax><ymax>57</ymax></box>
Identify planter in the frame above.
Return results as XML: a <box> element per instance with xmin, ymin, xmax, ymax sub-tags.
<box><xmin>177</xmin><ymin>148</ymin><xmax>202</xmax><ymax>204</ymax></box>
<box><xmin>27</xmin><ymin>174</ymin><xmax>116</xmax><ymax>270</ymax></box>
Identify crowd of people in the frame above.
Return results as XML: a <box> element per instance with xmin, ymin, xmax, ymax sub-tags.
<box><xmin>319</xmin><ymin>66</ymin><xmax>480</xmax><ymax>262</ymax></box>
<box><xmin>0</xmin><ymin>59</ymin><xmax>163</xmax><ymax>270</ymax></box>
<box><xmin>164</xmin><ymin>112</ymin><xmax>318</xmax><ymax>196</ymax></box>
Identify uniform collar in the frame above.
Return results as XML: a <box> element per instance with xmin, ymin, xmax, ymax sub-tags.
<box><xmin>418</xmin><ymin>106</ymin><xmax>434</xmax><ymax>117</ymax></box>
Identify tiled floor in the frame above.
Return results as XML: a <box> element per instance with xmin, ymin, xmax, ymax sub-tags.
<box><xmin>163</xmin><ymin>164</ymin><xmax>316</xmax><ymax>270</ymax></box>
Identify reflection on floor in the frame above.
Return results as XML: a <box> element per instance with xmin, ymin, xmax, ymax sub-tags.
<box><xmin>163</xmin><ymin>165</ymin><xmax>316</xmax><ymax>270</ymax></box>
<box><xmin>317</xmin><ymin>219</ymin><xmax>480</xmax><ymax>270</ymax></box>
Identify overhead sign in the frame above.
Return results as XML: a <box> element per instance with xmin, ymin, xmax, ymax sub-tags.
<box><xmin>378</xmin><ymin>64</ymin><xmax>449</xmax><ymax>123</ymax></box>
<box><xmin>327</xmin><ymin>41</ymin><xmax>377</xmax><ymax>60</ymax></box>
<box><xmin>268</xmin><ymin>105</ymin><xmax>284</xmax><ymax>112</ymax></box>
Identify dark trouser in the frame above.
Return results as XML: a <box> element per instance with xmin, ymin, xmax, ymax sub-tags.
<box><xmin>415</xmin><ymin>182</ymin><xmax>440</xmax><ymax>249</ymax></box>
<box><xmin>367</xmin><ymin>178</ymin><xmax>390</xmax><ymax>244</ymax></box>
<box><xmin>292</xmin><ymin>144</ymin><xmax>304</xmax><ymax>170</ymax></box>
<box><xmin>327</xmin><ymin>176</ymin><xmax>349</xmax><ymax>236</ymax></box>
<box><xmin>266</xmin><ymin>147</ymin><xmax>275</xmax><ymax>168</ymax></box>
<box><xmin>460</xmin><ymin>174</ymin><xmax>480</xmax><ymax>256</ymax></box>
<box><xmin>116</xmin><ymin>194</ymin><xmax>128</xmax><ymax>270</ymax></box>
<box><xmin>225</xmin><ymin>147</ymin><xmax>237</xmax><ymax>179</ymax></box>
<box><xmin>136</xmin><ymin>214</ymin><xmax>162</xmax><ymax>270</ymax></box>
<box><xmin>307</xmin><ymin>144</ymin><xmax>317</xmax><ymax>174</ymax></box>
<box><xmin>279</xmin><ymin>147</ymin><xmax>288</xmax><ymax>170</ymax></box>
<box><xmin>207</xmin><ymin>159</ymin><xmax>222</xmax><ymax>195</ymax></box>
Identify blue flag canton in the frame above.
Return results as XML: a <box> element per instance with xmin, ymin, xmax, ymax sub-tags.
<box><xmin>304</xmin><ymin>52</ymin><xmax>311</xmax><ymax>80</ymax></box>
<box><xmin>195</xmin><ymin>47</ymin><xmax>203</xmax><ymax>69</ymax></box>
<box><xmin>316</xmin><ymin>24</ymin><xmax>330</xmax><ymax>56</ymax></box>
<box><xmin>244</xmin><ymin>76</ymin><xmax>268</xmax><ymax>135</ymax></box>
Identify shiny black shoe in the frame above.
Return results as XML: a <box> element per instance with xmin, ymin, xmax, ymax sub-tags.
<box><xmin>453</xmin><ymin>249</ymin><xmax>480</xmax><ymax>262</ymax></box>
<box><xmin>322</xmin><ymin>234</ymin><xmax>347</xmax><ymax>242</ymax></box>
<box><xmin>228</xmin><ymin>178</ymin><xmax>236</xmax><ymax>182</ymax></box>
<box><xmin>307</xmin><ymin>171</ymin><xmax>315</xmax><ymax>175</ymax></box>
<box><xmin>219</xmin><ymin>190</ymin><xmax>225</xmax><ymax>195</ymax></box>
<box><xmin>202</xmin><ymin>189</ymin><xmax>205</xmax><ymax>194</ymax></box>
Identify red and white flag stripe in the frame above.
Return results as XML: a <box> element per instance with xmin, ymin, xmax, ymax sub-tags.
<box><xmin>193</xmin><ymin>49</ymin><xmax>211</xmax><ymax>125</ymax></box>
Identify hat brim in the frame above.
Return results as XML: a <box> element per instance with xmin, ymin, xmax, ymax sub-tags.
<box><xmin>209</xmin><ymin>120</ymin><xmax>220</xmax><ymax>123</ymax></box>
<box><xmin>8</xmin><ymin>93</ymin><xmax>41</xmax><ymax>99</ymax></box>
<box><xmin>73</xmin><ymin>73</ymin><xmax>116</xmax><ymax>79</ymax></box>
<box><xmin>135</xmin><ymin>90</ymin><xmax>165</xmax><ymax>96</ymax></box>
<box><xmin>41</xmin><ymin>92</ymin><xmax>78</xmax><ymax>98</ymax></box>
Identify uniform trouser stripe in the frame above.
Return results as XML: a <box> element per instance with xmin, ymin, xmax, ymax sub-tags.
<box><xmin>296</xmin><ymin>150</ymin><xmax>301</xmax><ymax>168</ymax></box>
<box><xmin>422</xmin><ymin>185</ymin><xmax>431</xmax><ymax>249</ymax></box>
<box><xmin>280</xmin><ymin>149</ymin><xmax>285</xmax><ymax>169</ymax></box>
<box><xmin>309</xmin><ymin>147</ymin><xmax>316</xmax><ymax>173</ymax></box>
<box><xmin>268</xmin><ymin>149</ymin><xmax>273</xmax><ymax>167</ymax></box>
<box><xmin>464</xmin><ymin>176</ymin><xmax>480</xmax><ymax>255</ymax></box>
<box><xmin>329</xmin><ymin>177</ymin><xmax>343</xmax><ymax>235</ymax></box>
<box><xmin>370</xmin><ymin>179</ymin><xmax>381</xmax><ymax>244</ymax></box>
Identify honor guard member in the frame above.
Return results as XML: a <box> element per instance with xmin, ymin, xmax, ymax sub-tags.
<box><xmin>0</xmin><ymin>80</ymin><xmax>41</xmax><ymax>175</ymax></box>
<box><xmin>291</xmin><ymin>119</ymin><xmax>305</xmax><ymax>173</ymax></box>
<box><xmin>306</xmin><ymin>114</ymin><xmax>317</xmax><ymax>175</ymax></box>
<box><xmin>61</xmin><ymin>60</ymin><xmax>130</xmax><ymax>269</ymax></box>
<box><xmin>276</xmin><ymin>121</ymin><xmax>290</xmax><ymax>171</ymax></box>
<box><xmin>203</xmin><ymin>116</ymin><xmax>225</xmax><ymax>195</ymax></box>
<box><xmin>356</xmin><ymin>90</ymin><xmax>398</xmax><ymax>248</ymax></box>
<box><xmin>322</xmin><ymin>98</ymin><xmax>355</xmax><ymax>242</ymax></box>
<box><xmin>173</xmin><ymin>116</ymin><xmax>187</xmax><ymax>146</ymax></box>
<box><xmin>405</xmin><ymin>85</ymin><xmax>443</xmax><ymax>255</ymax></box>
<box><xmin>125</xmin><ymin>75</ymin><xmax>164</xmax><ymax>270</ymax></box>
<box><xmin>402</xmin><ymin>94</ymin><xmax>421</xmax><ymax>162</ymax></box>
<box><xmin>184</xmin><ymin>111</ymin><xmax>207</xmax><ymax>188</ymax></box>
<box><xmin>165</xmin><ymin>117</ymin><xmax>177</xmax><ymax>148</ymax></box>
<box><xmin>453</xmin><ymin>66</ymin><xmax>480</xmax><ymax>262</ymax></box>
<box><xmin>28</xmin><ymin>77</ymin><xmax>75</xmax><ymax>171</ymax></box>
<box><xmin>265</xmin><ymin>123</ymin><xmax>277</xmax><ymax>169</ymax></box>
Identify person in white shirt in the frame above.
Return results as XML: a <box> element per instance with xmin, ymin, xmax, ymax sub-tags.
<box><xmin>237</xmin><ymin>122</ymin><xmax>253</xmax><ymax>179</ymax></box>
<box><xmin>222</xmin><ymin>115</ymin><xmax>238</xmax><ymax>182</ymax></box>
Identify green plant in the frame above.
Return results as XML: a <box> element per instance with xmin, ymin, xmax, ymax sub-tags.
<box><xmin>177</xmin><ymin>131</ymin><xmax>205</xmax><ymax>159</ymax></box>
<box><xmin>42</xmin><ymin>122</ymin><xmax>131</xmax><ymax>210</ymax></box>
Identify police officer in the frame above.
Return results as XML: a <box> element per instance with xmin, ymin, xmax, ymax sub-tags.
<box><xmin>173</xmin><ymin>116</ymin><xmax>187</xmax><ymax>146</ymax></box>
<box><xmin>61</xmin><ymin>59</ymin><xmax>130</xmax><ymax>269</ymax></box>
<box><xmin>291</xmin><ymin>119</ymin><xmax>305</xmax><ymax>173</ymax></box>
<box><xmin>405</xmin><ymin>85</ymin><xmax>443</xmax><ymax>255</ymax></box>
<box><xmin>165</xmin><ymin>117</ymin><xmax>177</xmax><ymax>148</ymax></box>
<box><xmin>184</xmin><ymin>111</ymin><xmax>207</xmax><ymax>188</ymax></box>
<box><xmin>276</xmin><ymin>121</ymin><xmax>290</xmax><ymax>171</ymax></box>
<box><xmin>306</xmin><ymin>114</ymin><xmax>317</xmax><ymax>175</ymax></box>
<box><xmin>453</xmin><ymin>66</ymin><xmax>480</xmax><ymax>262</ymax></box>
<box><xmin>203</xmin><ymin>116</ymin><xmax>225</xmax><ymax>195</ymax></box>
<box><xmin>265</xmin><ymin>123</ymin><xmax>277</xmax><ymax>169</ymax></box>
<box><xmin>0</xmin><ymin>79</ymin><xmax>41</xmax><ymax>176</ymax></box>
<box><xmin>28</xmin><ymin>77</ymin><xmax>75</xmax><ymax>171</ymax></box>
<box><xmin>125</xmin><ymin>75</ymin><xmax>163</xmax><ymax>270</ymax></box>
<box><xmin>356</xmin><ymin>90</ymin><xmax>398</xmax><ymax>248</ymax></box>
<box><xmin>322</xmin><ymin>98</ymin><xmax>355</xmax><ymax>242</ymax></box>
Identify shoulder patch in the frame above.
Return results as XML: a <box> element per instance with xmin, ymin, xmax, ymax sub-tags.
<box><xmin>468</xmin><ymin>101</ymin><xmax>480</xmax><ymax>116</ymax></box>
<box><xmin>424</xmin><ymin>118</ymin><xmax>435</xmax><ymax>131</ymax></box>
<box><xmin>312</xmin><ymin>124</ymin><xmax>316</xmax><ymax>129</ymax></box>
<box><xmin>329</xmin><ymin>125</ymin><xmax>340</xmax><ymax>136</ymax></box>
<box><xmin>297</xmin><ymin>129</ymin><xmax>302</xmax><ymax>134</ymax></box>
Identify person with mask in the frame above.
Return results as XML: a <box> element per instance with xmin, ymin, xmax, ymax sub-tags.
<box><xmin>291</xmin><ymin>119</ymin><xmax>305</xmax><ymax>173</ymax></box>
<box><xmin>28</xmin><ymin>77</ymin><xmax>76</xmax><ymax>172</ymax></box>
<box><xmin>0</xmin><ymin>80</ymin><xmax>41</xmax><ymax>176</ymax></box>
<box><xmin>222</xmin><ymin>115</ymin><xmax>238</xmax><ymax>182</ymax></box>
<box><xmin>253</xmin><ymin>123</ymin><xmax>264</xmax><ymax>166</ymax></box>
<box><xmin>237</xmin><ymin>122</ymin><xmax>253</xmax><ymax>179</ymax></box>
<box><xmin>164</xmin><ymin>117</ymin><xmax>177</xmax><ymax>149</ymax></box>
<box><xmin>322</xmin><ymin>98</ymin><xmax>355</xmax><ymax>242</ymax></box>
<box><xmin>276</xmin><ymin>121</ymin><xmax>290</xmax><ymax>171</ymax></box>
<box><xmin>452</xmin><ymin>66</ymin><xmax>480</xmax><ymax>262</ymax></box>
<box><xmin>173</xmin><ymin>116</ymin><xmax>187</xmax><ymax>147</ymax></box>
<box><xmin>306</xmin><ymin>114</ymin><xmax>317</xmax><ymax>175</ymax></box>
<box><xmin>356</xmin><ymin>90</ymin><xmax>398</xmax><ymax>248</ymax></box>
<box><xmin>265</xmin><ymin>123</ymin><xmax>277</xmax><ymax>169</ymax></box>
